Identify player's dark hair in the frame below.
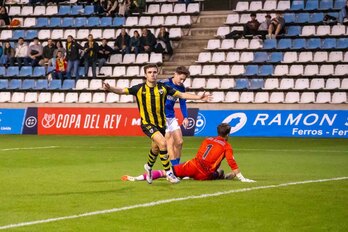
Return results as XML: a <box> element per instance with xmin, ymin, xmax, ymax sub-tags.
<box><xmin>144</xmin><ymin>64</ymin><xmax>158</xmax><ymax>74</ymax></box>
<box><xmin>175</xmin><ymin>66</ymin><xmax>190</xmax><ymax>77</ymax></box>
<box><xmin>217</xmin><ymin>123</ymin><xmax>231</xmax><ymax>137</ymax></box>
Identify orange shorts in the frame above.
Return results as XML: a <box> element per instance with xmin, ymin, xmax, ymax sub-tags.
<box><xmin>173</xmin><ymin>160</ymin><xmax>212</xmax><ymax>180</ymax></box>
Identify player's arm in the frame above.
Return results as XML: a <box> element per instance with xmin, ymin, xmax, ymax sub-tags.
<box><xmin>179</xmin><ymin>98</ymin><xmax>189</xmax><ymax>128</ymax></box>
<box><xmin>103</xmin><ymin>82</ymin><xmax>127</xmax><ymax>95</ymax></box>
<box><xmin>225</xmin><ymin>147</ymin><xmax>255</xmax><ymax>183</ymax></box>
<box><xmin>175</xmin><ymin>91</ymin><xmax>211</xmax><ymax>101</ymax></box>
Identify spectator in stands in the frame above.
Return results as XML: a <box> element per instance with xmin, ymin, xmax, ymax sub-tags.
<box><xmin>178</xmin><ymin>0</ymin><xmax>192</xmax><ymax>5</ymax></box>
<box><xmin>53</xmin><ymin>40</ymin><xmax>66</xmax><ymax>58</ymax></box>
<box><xmin>52</xmin><ymin>50</ymin><xmax>67</xmax><ymax>80</ymax></box>
<box><xmin>0</xmin><ymin>42</ymin><xmax>15</xmax><ymax>67</ymax></box>
<box><xmin>97</xmin><ymin>38</ymin><xmax>113</xmax><ymax>76</ymax></box>
<box><xmin>130</xmin><ymin>30</ymin><xmax>140</xmax><ymax>55</ymax></box>
<box><xmin>267</xmin><ymin>13</ymin><xmax>286</xmax><ymax>39</ymax></box>
<box><xmin>118</xmin><ymin>0</ymin><xmax>131</xmax><ymax>17</ymax></box>
<box><xmin>155</xmin><ymin>27</ymin><xmax>173</xmax><ymax>55</ymax></box>
<box><xmin>139</xmin><ymin>28</ymin><xmax>156</xmax><ymax>54</ymax></box>
<box><xmin>39</xmin><ymin>39</ymin><xmax>56</xmax><ymax>66</ymax></box>
<box><xmin>221</xmin><ymin>13</ymin><xmax>260</xmax><ymax>39</ymax></box>
<box><xmin>258</xmin><ymin>14</ymin><xmax>272</xmax><ymax>39</ymax></box>
<box><xmin>94</xmin><ymin>0</ymin><xmax>107</xmax><ymax>15</ymax></box>
<box><xmin>66</xmin><ymin>35</ymin><xmax>83</xmax><ymax>79</ymax></box>
<box><xmin>15</xmin><ymin>37</ymin><xmax>29</xmax><ymax>69</ymax></box>
<box><xmin>28</xmin><ymin>37</ymin><xmax>43</xmax><ymax>67</ymax></box>
<box><xmin>114</xmin><ymin>28</ymin><xmax>130</xmax><ymax>55</ymax></box>
<box><xmin>338</xmin><ymin>1</ymin><xmax>348</xmax><ymax>24</ymax></box>
<box><xmin>83</xmin><ymin>34</ymin><xmax>99</xmax><ymax>78</ymax></box>
<box><xmin>0</xmin><ymin>43</ymin><xmax>2</xmax><ymax>60</ymax></box>
<box><xmin>106</xmin><ymin>0</ymin><xmax>118</xmax><ymax>16</ymax></box>
<box><xmin>0</xmin><ymin>6</ymin><xmax>10</xmax><ymax>26</ymax></box>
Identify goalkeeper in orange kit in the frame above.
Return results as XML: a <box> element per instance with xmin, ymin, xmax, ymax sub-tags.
<box><xmin>122</xmin><ymin>123</ymin><xmax>255</xmax><ymax>182</ymax></box>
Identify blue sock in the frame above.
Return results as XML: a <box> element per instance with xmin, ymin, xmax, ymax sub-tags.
<box><xmin>175</xmin><ymin>158</ymin><xmax>181</xmax><ymax>165</ymax></box>
<box><xmin>170</xmin><ymin>159</ymin><xmax>179</xmax><ymax>166</ymax></box>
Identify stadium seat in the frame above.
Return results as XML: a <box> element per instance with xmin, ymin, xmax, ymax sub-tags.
<box><xmin>341</xmin><ymin>78</ymin><xmax>348</xmax><ymax>89</ymax></box>
<box><xmin>236</xmin><ymin>52</ymin><xmax>252</xmax><ymax>63</ymax></box>
<box><xmin>119</xmin><ymin>95</ymin><xmax>134</xmax><ymax>103</ymax></box>
<box><xmin>235</xmin><ymin>78</ymin><xmax>249</xmax><ymax>89</ymax></box>
<box><xmin>83</xmin><ymin>5</ymin><xmax>94</xmax><ymax>15</ymax></box>
<box><xmin>249</xmin><ymin>39</ymin><xmax>262</xmax><ymax>49</ymax></box>
<box><xmin>58</xmin><ymin>5</ymin><xmax>71</xmax><ymax>15</ymax></box>
<box><xmin>77</xmin><ymin>29</ymin><xmax>89</xmax><ymax>40</ymax></box>
<box><xmin>138</xmin><ymin>16</ymin><xmax>151</xmax><ymax>26</ymax></box>
<box><xmin>331</xmin><ymin>25</ymin><xmax>346</xmax><ymax>35</ymax></box>
<box><xmin>105</xmin><ymin>92</ymin><xmax>120</xmax><ymax>103</ymax></box>
<box><xmin>61</xmin><ymin>80</ymin><xmax>75</xmax><ymax>90</ymax></box>
<box><xmin>197</xmin><ymin>52</ymin><xmax>211</xmax><ymax>63</ymax></box>
<box><xmin>306</xmin><ymin>38</ymin><xmax>321</xmax><ymax>49</ymax></box>
<box><xmin>19</xmin><ymin>66</ymin><xmax>32</xmax><ymax>77</ymax></box>
<box><xmin>111</xmin><ymin>66</ymin><xmax>126</xmax><ymax>77</ymax></box>
<box><xmin>126</xmin><ymin>66</ymin><xmax>140</xmax><ymax>77</ymax></box>
<box><xmin>300</xmin><ymin>92</ymin><xmax>315</xmax><ymax>103</ymax></box>
<box><xmin>151</xmin><ymin>16</ymin><xmax>165</xmax><ymax>26</ymax></box>
<box><xmin>309</xmin><ymin>12</ymin><xmax>324</xmax><ymax>23</ymax></box>
<box><xmin>65</xmin><ymin>93</ymin><xmax>78</xmax><ymax>103</ymax></box>
<box><xmin>336</xmin><ymin>38</ymin><xmax>348</xmax><ymax>49</ymax></box>
<box><xmin>283</xmin><ymin>52</ymin><xmax>297</xmax><ymax>63</ymax></box>
<box><xmin>113</xmin><ymin>17</ymin><xmax>125</xmax><ymax>26</ymax></box>
<box><xmin>49</xmin><ymin>17</ymin><xmax>61</xmax><ymax>27</ymax></box>
<box><xmin>78</xmin><ymin>92</ymin><xmax>92</xmax><ymax>103</ymax></box>
<box><xmin>296</xmin><ymin>13</ymin><xmax>310</xmax><ymax>23</ymax></box>
<box><xmin>313</xmin><ymin>51</ymin><xmax>328</xmax><ymax>62</ymax></box>
<box><xmin>99</xmin><ymin>17</ymin><xmax>111</xmax><ymax>27</ymax></box>
<box><xmin>220</xmin><ymin>40</ymin><xmax>234</xmax><ymax>50</ymax></box>
<box><xmin>75</xmin><ymin>17</ymin><xmax>87</xmax><ymax>27</ymax></box>
<box><xmin>26</xmin><ymin>30</ymin><xmax>38</xmax><ymax>40</ymax></box>
<box><xmin>318</xmin><ymin>64</ymin><xmax>334</xmax><ymax>76</ymax></box>
<box><xmin>88</xmin><ymin>17</ymin><xmax>100</xmax><ymax>27</ymax></box>
<box><xmin>239</xmin><ymin>92</ymin><xmax>254</xmax><ymax>103</ymax></box>
<box><xmin>278</xmin><ymin>39</ymin><xmax>292</xmax><ymax>49</ymax></box>
<box><xmin>38</xmin><ymin>29</ymin><xmax>51</xmax><ymax>40</ymax></box>
<box><xmin>46</xmin><ymin>5</ymin><xmax>58</xmax><ymax>15</ymax></box>
<box><xmin>32</xmin><ymin>67</ymin><xmax>46</xmax><ymax>77</ymax></box>
<box><xmin>322</xmin><ymin>38</ymin><xmax>336</xmax><ymax>49</ymax></box>
<box><xmin>269</xmin><ymin>52</ymin><xmax>283</xmax><ymax>63</ymax></box>
<box><xmin>71</xmin><ymin>5</ymin><xmax>83</xmax><ymax>15</ymax></box>
<box><xmin>75</xmin><ymin>79</ymin><xmax>89</xmax><ymax>90</ymax></box>
<box><xmin>334</xmin><ymin>65</ymin><xmax>348</xmax><ymax>75</ymax></box>
<box><xmin>309</xmin><ymin>78</ymin><xmax>325</xmax><ymax>89</ymax></box>
<box><xmin>250</xmin><ymin>79</ymin><xmax>264</xmax><ymax>89</ymax></box>
<box><xmin>21</xmin><ymin>6</ymin><xmax>34</xmax><ymax>16</ymax></box>
<box><xmin>47</xmin><ymin>80</ymin><xmax>62</xmax><ymax>90</ymax></box>
<box><xmin>91</xmin><ymin>93</ymin><xmax>105</xmax><ymax>103</ymax></box>
<box><xmin>226</xmin><ymin>14</ymin><xmax>239</xmax><ymax>24</ymax></box>
<box><xmin>34</xmin><ymin>79</ymin><xmax>48</xmax><ymax>90</ymax></box>
<box><xmin>320</xmin><ymin>0</ymin><xmax>333</xmax><ymax>9</ymax></box>
<box><xmin>50</xmin><ymin>92</ymin><xmax>64</xmax><ymax>103</ymax></box>
<box><xmin>161</xmin><ymin>3</ymin><xmax>173</xmax><ymax>13</ymax></box>
<box><xmin>216</xmin><ymin>26</ymin><xmax>230</xmax><ymax>37</ymax></box>
<box><xmin>254</xmin><ymin>92</ymin><xmax>269</xmax><ymax>103</ymax></box>
<box><xmin>249</xmin><ymin>1</ymin><xmax>262</xmax><ymax>10</ymax></box>
<box><xmin>135</xmin><ymin>54</ymin><xmax>149</xmax><ymax>64</ymax></box>
<box><xmin>230</xmin><ymin>65</ymin><xmax>245</xmax><ymax>76</ymax></box>
<box><xmin>283</xmin><ymin>13</ymin><xmax>296</xmax><ymax>23</ymax></box>
<box><xmin>130</xmin><ymin>79</ymin><xmax>143</xmax><ymax>86</ymax></box>
<box><xmin>294</xmin><ymin>78</ymin><xmax>310</xmax><ymax>89</ymax></box>
<box><xmin>225</xmin><ymin>51</ymin><xmax>239</xmax><ymax>62</ymax></box>
<box><xmin>148</xmin><ymin>53</ymin><xmax>162</xmax><ymax>64</ymax></box>
<box><xmin>24</xmin><ymin>17</ymin><xmax>36</xmax><ymax>27</ymax></box>
<box><xmin>21</xmin><ymin>79</ymin><xmax>35</xmax><ymax>90</ymax></box>
<box><xmin>253</xmin><ymin>52</ymin><xmax>269</xmax><ymax>62</ymax></box>
<box><xmin>123</xmin><ymin>54</ymin><xmax>136</xmax><ymax>64</ymax></box>
<box><xmin>224</xmin><ymin>92</ymin><xmax>239</xmax><ymax>103</ymax></box>
<box><xmin>235</xmin><ymin>39</ymin><xmax>249</xmax><ymax>49</ymax></box>
<box><xmin>210</xmin><ymin>92</ymin><xmax>225</xmax><ymax>103</ymax></box>
<box><xmin>6</xmin><ymin>66</ymin><xmax>19</xmax><ymax>77</ymax></box>
<box><xmin>211</xmin><ymin>52</ymin><xmax>225</xmax><ymax>63</ymax></box>
<box><xmin>331</xmin><ymin>92</ymin><xmax>347</xmax><ymax>103</ymax></box>
<box><xmin>125</xmin><ymin>16</ymin><xmax>138</xmax><ymax>26</ymax></box>
<box><xmin>259</xmin><ymin>65</ymin><xmax>273</xmax><ymax>76</ymax></box>
<box><xmin>37</xmin><ymin>92</ymin><xmax>51</xmax><ymax>103</ymax></box>
<box><xmin>220</xmin><ymin>78</ymin><xmax>234</xmax><ymax>89</ymax></box>
<box><xmin>13</xmin><ymin>30</ymin><xmax>25</xmax><ymax>40</ymax></box>
<box><xmin>0</xmin><ymin>79</ymin><xmax>9</xmax><ymax>89</ymax></box>
<box><xmin>316</xmin><ymin>92</ymin><xmax>331</xmax><ymax>103</ymax></box>
<box><xmin>278</xmin><ymin>1</ymin><xmax>290</xmax><ymax>10</ymax></box>
<box><xmin>301</xmin><ymin>26</ymin><xmax>316</xmax><ymax>36</ymax></box>
<box><xmin>24</xmin><ymin>92</ymin><xmax>37</xmax><ymax>103</ymax></box>
<box><xmin>298</xmin><ymin>52</ymin><xmax>313</xmax><ymax>62</ymax></box>
<box><xmin>325</xmin><ymin>78</ymin><xmax>340</xmax><ymax>89</ymax></box>
<box><xmin>202</xmin><ymin>65</ymin><xmax>216</xmax><ymax>75</ymax></box>
<box><xmin>334</xmin><ymin>0</ymin><xmax>347</xmax><ymax>8</ymax></box>
<box><xmin>286</xmin><ymin>26</ymin><xmax>301</xmax><ymax>36</ymax></box>
<box><xmin>116</xmin><ymin>79</ymin><xmax>130</xmax><ymax>89</ymax></box>
<box><xmin>263</xmin><ymin>0</ymin><xmax>277</xmax><ymax>10</ymax></box>
<box><xmin>8</xmin><ymin>79</ymin><xmax>21</xmax><ymax>90</ymax></box>
<box><xmin>274</xmin><ymin>65</ymin><xmax>289</xmax><ymax>76</ymax></box>
<box><xmin>316</xmin><ymin>25</ymin><xmax>331</xmax><ymax>36</ymax></box>
<box><xmin>236</xmin><ymin>1</ymin><xmax>249</xmax><ymax>11</ymax></box>
<box><xmin>88</xmin><ymin>79</ymin><xmax>102</xmax><ymax>90</ymax></box>
<box><xmin>1</xmin><ymin>30</ymin><xmax>12</xmax><ymax>40</ymax></box>
<box><xmin>305</xmin><ymin>0</ymin><xmax>319</xmax><ymax>10</ymax></box>
<box><xmin>189</xmin><ymin>65</ymin><xmax>202</xmax><ymax>76</ymax></box>
<box><xmin>269</xmin><ymin>92</ymin><xmax>284</xmax><ymax>103</ymax></box>
<box><xmin>11</xmin><ymin>92</ymin><xmax>25</xmax><ymax>103</ymax></box>
<box><xmin>293</xmin><ymin>39</ymin><xmax>306</xmax><ymax>49</ymax></box>
<box><xmin>206</xmin><ymin>78</ymin><xmax>220</xmax><ymax>89</ymax></box>
<box><xmin>148</xmin><ymin>4</ymin><xmax>160</xmax><ymax>14</ymax></box>
<box><xmin>187</xmin><ymin>3</ymin><xmax>200</xmax><ymax>13</ymax></box>
<box><xmin>0</xmin><ymin>92</ymin><xmax>11</xmax><ymax>103</ymax></box>
<box><xmin>64</xmin><ymin>29</ymin><xmax>76</xmax><ymax>39</ymax></box>
<box><xmin>174</xmin><ymin>3</ymin><xmax>186</xmax><ymax>13</ymax></box>
<box><xmin>263</xmin><ymin>39</ymin><xmax>277</xmax><ymax>49</ymax></box>
<box><xmin>169</xmin><ymin>28</ymin><xmax>182</xmax><ymax>39</ymax></box>
<box><xmin>191</xmin><ymin>78</ymin><xmax>206</xmax><ymax>89</ymax></box>
<box><xmin>9</xmin><ymin>6</ymin><xmax>21</xmax><ymax>16</ymax></box>
<box><xmin>285</xmin><ymin>92</ymin><xmax>300</xmax><ymax>103</ymax></box>
<box><xmin>206</xmin><ymin>40</ymin><xmax>220</xmax><ymax>50</ymax></box>
<box><xmin>0</xmin><ymin>66</ymin><xmax>5</xmax><ymax>77</ymax></box>
<box><xmin>279</xmin><ymin>78</ymin><xmax>294</xmax><ymax>89</ymax></box>
<box><xmin>288</xmin><ymin>65</ymin><xmax>304</xmax><ymax>76</ymax></box>
<box><xmin>215</xmin><ymin>65</ymin><xmax>230</xmax><ymax>76</ymax></box>
<box><xmin>51</xmin><ymin>29</ymin><xmax>63</xmax><ymax>40</ymax></box>
<box><xmin>178</xmin><ymin>16</ymin><xmax>191</xmax><ymax>26</ymax></box>
<box><xmin>244</xmin><ymin>65</ymin><xmax>258</xmax><ymax>76</ymax></box>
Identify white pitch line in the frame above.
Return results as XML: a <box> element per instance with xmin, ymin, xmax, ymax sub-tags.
<box><xmin>0</xmin><ymin>176</ymin><xmax>347</xmax><ymax>230</ymax></box>
<box><xmin>0</xmin><ymin>146</ymin><xmax>59</xmax><ymax>151</ymax></box>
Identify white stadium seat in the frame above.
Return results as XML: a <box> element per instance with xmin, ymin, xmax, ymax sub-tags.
<box><xmin>65</xmin><ymin>93</ymin><xmax>78</xmax><ymax>103</ymax></box>
<box><xmin>269</xmin><ymin>92</ymin><xmax>284</xmax><ymax>103</ymax></box>
<box><xmin>161</xmin><ymin>4</ymin><xmax>173</xmax><ymax>13</ymax></box>
<box><xmin>75</xmin><ymin>80</ymin><xmax>89</xmax><ymax>90</ymax></box>
<box><xmin>325</xmin><ymin>78</ymin><xmax>340</xmax><ymax>89</ymax></box>
<box><xmin>206</xmin><ymin>78</ymin><xmax>220</xmax><ymax>89</ymax></box>
<box><xmin>331</xmin><ymin>25</ymin><xmax>346</xmax><ymax>35</ymax></box>
<box><xmin>300</xmin><ymin>92</ymin><xmax>315</xmax><ymax>103</ymax></box>
<box><xmin>285</xmin><ymin>92</ymin><xmax>300</xmax><ymax>103</ymax></box>
<box><xmin>125</xmin><ymin>17</ymin><xmax>138</xmax><ymax>26</ymax></box>
<box><xmin>120</xmin><ymin>95</ymin><xmax>134</xmax><ymax>103</ymax></box>
<box><xmin>316</xmin><ymin>92</ymin><xmax>331</xmax><ymax>103</ymax></box>
<box><xmin>220</xmin><ymin>78</ymin><xmax>234</xmax><ymax>89</ymax></box>
<box><xmin>230</xmin><ymin>65</ymin><xmax>245</xmax><ymax>75</ymax></box>
<box><xmin>239</xmin><ymin>92</ymin><xmax>254</xmax><ymax>103</ymax></box>
<box><xmin>236</xmin><ymin>1</ymin><xmax>249</xmax><ymax>11</ymax></box>
<box><xmin>215</xmin><ymin>65</ymin><xmax>231</xmax><ymax>76</ymax></box>
<box><xmin>329</xmin><ymin>51</ymin><xmax>343</xmax><ymax>62</ymax></box>
<box><xmin>38</xmin><ymin>92</ymin><xmax>51</xmax><ymax>103</ymax></box>
<box><xmin>211</xmin><ymin>92</ymin><xmax>225</xmax><ymax>103</ymax></box>
<box><xmin>11</xmin><ymin>92</ymin><xmax>25</xmax><ymax>103</ymax></box>
<box><xmin>313</xmin><ymin>52</ymin><xmax>328</xmax><ymax>62</ymax></box>
<box><xmin>147</xmin><ymin>4</ymin><xmax>160</xmax><ymax>14</ymax></box>
<box><xmin>106</xmin><ymin>93</ymin><xmax>120</xmax><ymax>103</ymax></box>
<box><xmin>226</xmin><ymin>14</ymin><xmax>239</xmax><ymax>24</ymax></box>
<box><xmin>51</xmin><ymin>92</ymin><xmax>65</xmax><ymax>103</ymax></box>
<box><xmin>38</xmin><ymin>30</ymin><xmax>51</xmax><ymax>40</ymax></box>
<box><xmin>89</xmin><ymin>79</ymin><xmax>103</xmax><ymax>90</ymax></box>
<box><xmin>92</xmin><ymin>92</ymin><xmax>106</xmax><ymax>103</ymax></box>
<box><xmin>239</xmin><ymin>52</ymin><xmax>254</xmax><ymax>62</ymax></box>
<box><xmin>78</xmin><ymin>92</ymin><xmax>92</xmax><ymax>103</ymax></box>
<box><xmin>113</xmin><ymin>66</ymin><xmax>126</xmax><ymax>77</ymax></box>
<box><xmin>301</xmin><ymin>26</ymin><xmax>316</xmax><ymax>36</ymax></box>
<box><xmin>192</xmin><ymin>78</ymin><xmax>206</xmax><ymax>89</ymax></box>
<box><xmin>221</xmin><ymin>39</ymin><xmax>235</xmax><ymax>50</ymax></box>
<box><xmin>174</xmin><ymin>3</ymin><xmax>186</xmax><ymax>13</ymax></box>
<box><xmin>309</xmin><ymin>78</ymin><xmax>325</xmax><ymax>89</ymax></box>
<box><xmin>318</xmin><ymin>65</ymin><xmax>334</xmax><ymax>76</ymax></box>
<box><xmin>294</xmin><ymin>78</ymin><xmax>309</xmax><ymax>90</ymax></box>
<box><xmin>224</xmin><ymin>92</ymin><xmax>239</xmax><ymax>103</ymax></box>
<box><xmin>316</xmin><ymin>25</ymin><xmax>331</xmax><ymax>36</ymax></box>
<box><xmin>189</xmin><ymin>65</ymin><xmax>202</xmax><ymax>76</ymax></box>
<box><xmin>254</xmin><ymin>92</ymin><xmax>269</xmax><ymax>103</ymax></box>
<box><xmin>283</xmin><ymin>52</ymin><xmax>298</xmax><ymax>63</ymax></box>
<box><xmin>288</xmin><ymin>65</ymin><xmax>303</xmax><ymax>76</ymax></box>
<box><xmin>274</xmin><ymin>65</ymin><xmax>289</xmax><ymax>76</ymax></box>
<box><xmin>226</xmin><ymin>52</ymin><xmax>240</xmax><ymax>62</ymax></box>
<box><xmin>0</xmin><ymin>92</ymin><xmax>11</xmax><ymax>103</ymax></box>
<box><xmin>264</xmin><ymin>78</ymin><xmax>279</xmax><ymax>89</ymax></box>
<box><xmin>197</xmin><ymin>52</ymin><xmax>211</xmax><ymax>63</ymax></box>
<box><xmin>24</xmin><ymin>93</ymin><xmax>37</xmax><ymax>103</ymax></box>
<box><xmin>331</xmin><ymin>92</ymin><xmax>347</xmax><ymax>103</ymax></box>
<box><xmin>187</xmin><ymin>3</ymin><xmax>200</xmax><ymax>13</ymax></box>
<box><xmin>279</xmin><ymin>78</ymin><xmax>294</xmax><ymax>89</ymax></box>
<box><xmin>211</xmin><ymin>52</ymin><xmax>225</xmax><ymax>63</ymax></box>
<box><xmin>304</xmin><ymin>65</ymin><xmax>319</xmax><ymax>76</ymax></box>
<box><xmin>298</xmin><ymin>52</ymin><xmax>313</xmax><ymax>62</ymax></box>
<box><xmin>263</xmin><ymin>0</ymin><xmax>277</xmax><ymax>10</ymax></box>
<box><xmin>206</xmin><ymin>39</ymin><xmax>220</xmax><ymax>50</ymax></box>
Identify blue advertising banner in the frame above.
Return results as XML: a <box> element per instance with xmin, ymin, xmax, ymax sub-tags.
<box><xmin>194</xmin><ymin>110</ymin><xmax>348</xmax><ymax>138</ymax></box>
<box><xmin>0</xmin><ymin>109</ymin><xmax>26</xmax><ymax>134</ymax></box>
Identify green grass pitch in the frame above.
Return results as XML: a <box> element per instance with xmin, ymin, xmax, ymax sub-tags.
<box><xmin>0</xmin><ymin>135</ymin><xmax>347</xmax><ymax>231</ymax></box>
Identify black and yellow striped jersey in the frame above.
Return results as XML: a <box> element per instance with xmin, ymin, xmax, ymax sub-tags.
<box><xmin>125</xmin><ymin>82</ymin><xmax>180</xmax><ymax>128</ymax></box>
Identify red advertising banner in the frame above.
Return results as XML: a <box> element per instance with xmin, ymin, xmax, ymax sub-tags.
<box><xmin>38</xmin><ymin>107</ymin><xmax>184</xmax><ymax>136</ymax></box>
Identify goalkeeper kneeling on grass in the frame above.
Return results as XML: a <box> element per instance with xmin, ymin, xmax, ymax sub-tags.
<box><xmin>122</xmin><ymin>123</ymin><xmax>255</xmax><ymax>183</ymax></box>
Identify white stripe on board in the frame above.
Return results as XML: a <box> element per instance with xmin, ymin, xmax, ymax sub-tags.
<box><xmin>0</xmin><ymin>146</ymin><xmax>59</xmax><ymax>151</ymax></box>
<box><xmin>0</xmin><ymin>176</ymin><xmax>347</xmax><ymax>230</ymax></box>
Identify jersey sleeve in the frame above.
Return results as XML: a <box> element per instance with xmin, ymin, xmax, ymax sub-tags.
<box><xmin>165</xmin><ymin>85</ymin><xmax>179</xmax><ymax>97</ymax></box>
<box><xmin>179</xmin><ymin>98</ymin><xmax>188</xmax><ymax>118</ymax></box>
<box><xmin>225</xmin><ymin>144</ymin><xmax>239</xmax><ymax>170</ymax></box>
<box><xmin>125</xmin><ymin>84</ymin><xmax>140</xmax><ymax>96</ymax></box>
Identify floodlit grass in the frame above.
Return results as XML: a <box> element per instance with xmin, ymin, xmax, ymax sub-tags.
<box><xmin>0</xmin><ymin>135</ymin><xmax>347</xmax><ymax>231</ymax></box>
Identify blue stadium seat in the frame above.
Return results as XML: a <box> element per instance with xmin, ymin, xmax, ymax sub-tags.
<box><xmin>37</xmin><ymin>17</ymin><xmax>49</xmax><ymax>27</ymax></box>
<box><xmin>334</xmin><ymin>0</ymin><xmax>346</xmax><ymax>8</ymax></box>
<box><xmin>292</xmin><ymin>39</ymin><xmax>306</xmax><ymax>49</ymax></box>
<box><xmin>291</xmin><ymin>0</ymin><xmax>305</xmax><ymax>10</ymax></box>
<box><xmin>47</xmin><ymin>66</ymin><xmax>55</xmax><ymax>74</ymax></box>
<box><xmin>84</xmin><ymin>5</ymin><xmax>95</xmax><ymax>15</ymax></box>
<box><xmin>250</xmin><ymin>79</ymin><xmax>264</xmax><ymax>89</ymax></box>
<box><xmin>286</xmin><ymin>26</ymin><xmax>301</xmax><ymax>36</ymax></box>
<box><xmin>296</xmin><ymin>13</ymin><xmax>310</xmax><ymax>23</ymax></box>
<box><xmin>278</xmin><ymin>39</ymin><xmax>292</xmax><ymax>49</ymax></box>
<box><xmin>48</xmin><ymin>79</ymin><xmax>62</xmax><ymax>90</ymax></box>
<box><xmin>307</xmin><ymin>38</ymin><xmax>321</xmax><ymax>49</ymax></box>
<box><xmin>6</xmin><ymin>66</ymin><xmax>19</xmax><ymax>77</ymax></box>
<box><xmin>0</xmin><ymin>66</ymin><xmax>5</xmax><ymax>77</ymax></box>
<box><xmin>87</xmin><ymin>17</ymin><xmax>100</xmax><ymax>27</ymax></box>
<box><xmin>244</xmin><ymin>65</ymin><xmax>258</xmax><ymax>76</ymax></box>
<box><xmin>336</xmin><ymin>38</ymin><xmax>348</xmax><ymax>49</ymax></box>
<box><xmin>101</xmin><ymin>17</ymin><xmax>112</xmax><ymax>27</ymax></box>
<box><xmin>113</xmin><ymin>17</ymin><xmax>126</xmax><ymax>26</ymax></box>
<box><xmin>71</xmin><ymin>5</ymin><xmax>83</xmax><ymax>15</ymax></box>
<box><xmin>34</xmin><ymin>79</ymin><xmax>48</xmax><ymax>90</ymax></box>
<box><xmin>305</xmin><ymin>0</ymin><xmax>319</xmax><ymax>10</ymax></box>
<box><xmin>283</xmin><ymin>13</ymin><xmax>296</xmax><ymax>23</ymax></box>
<box><xmin>309</xmin><ymin>12</ymin><xmax>324</xmax><ymax>23</ymax></box>
<box><xmin>269</xmin><ymin>52</ymin><xmax>283</xmax><ymax>62</ymax></box>
<box><xmin>19</xmin><ymin>66</ymin><xmax>32</xmax><ymax>77</ymax></box>
<box><xmin>58</xmin><ymin>5</ymin><xmax>71</xmax><ymax>15</ymax></box>
<box><xmin>62</xmin><ymin>17</ymin><xmax>74</xmax><ymax>27</ymax></box>
<box><xmin>253</xmin><ymin>52</ymin><xmax>269</xmax><ymax>62</ymax></box>
<box><xmin>21</xmin><ymin>79</ymin><xmax>35</xmax><ymax>90</ymax></box>
<box><xmin>75</xmin><ymin>17</ymin><xmax>87</xmax><ymax>27</ymax></box>
<box><xmin>8</xmin><ymin>79</ymin><xmax>21</xmax><ymax>90</ymax></box>
<box><xmin>322</xmin><ymin>38</ymin><xmax>336</xmax><ymax>49</ymax></box>
<box><xmin>62</xmin><ymin>79</ymin><xmax>75</xmax><ymax>90</ymax></box>
<box><xmin>50</xmin><ymin>17</ymin><xmax>62</xmax><ymax>27</ymax></box>
<box><xmin>234</xmin><ymin>79</ymin><xmax>249</xmax><ymax>89</ymax></box>
<box><xmin>320</xmin><ymin>0</ymin><xmax>333</xmax><ymax>9</ymax></box>
<box><xmin>13</xmin><ymin>30</ymin><xmax>25</xmax><ymax>40</ymax></box>
<box><xmin>26</xmin><ymin>30</ymin><xmax>38</xmax><ymax>40</ymax></box>
<box><xmin>263</xmin><ymin>39</ymin><xmax>277</xmax><ymax>49</ymax></box>
<box><xmin>0</xmin><ymin>79</ymin><xmax>8</xmax><ymax>89</ymax></box>
<box><xmin>33</xmin><ymin>66</ymin><xmax>46</xmax><ymax>77</ymax></box>
<box><xmin>259</xmin><ymin>65</ymin><xmax>273</xmax><ymax>76</ymax></box>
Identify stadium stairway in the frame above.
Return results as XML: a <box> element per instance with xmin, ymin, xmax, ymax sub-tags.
<box><xmin>160</xmin><ymin>11</ymin><xmax>229</xmax><ymax>77</ymax></box>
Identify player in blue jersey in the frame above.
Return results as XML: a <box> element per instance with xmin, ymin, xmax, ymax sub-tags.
<box><xmin>161</xmin><ymin>66</ymin><xmax>190</xmax><ymax>166</ymax></box>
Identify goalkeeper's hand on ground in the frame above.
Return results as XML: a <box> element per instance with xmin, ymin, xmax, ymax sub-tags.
<box><xmin>236</xmin><ymin>173</ymin><xmax>256</xmax><ymax>183</ymax></box>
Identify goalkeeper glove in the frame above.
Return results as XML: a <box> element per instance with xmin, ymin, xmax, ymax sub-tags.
<box><xmin>236</xmin><ymin>173</ymin><xmax>256</xmax><ymax>183</ymax></box>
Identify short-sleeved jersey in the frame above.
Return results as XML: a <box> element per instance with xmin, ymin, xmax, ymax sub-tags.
<box><xmin>124</xmin><ymin>82</ymin><xmax>179</xmax><ymax>128</ymax></box>
<box><xmin>194</xmin><ymin>136</ymin><xmax>238</xmax><ymax>173</ymax></box>
<box><xmin>161</xmin><ymin>78</ymin><xmax>187</xmax><ymax>118</ymax></box>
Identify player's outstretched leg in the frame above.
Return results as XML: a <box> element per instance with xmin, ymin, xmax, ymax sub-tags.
<box><xmin>159</xmin><ymin>150</ymin><xmax>180</xmax><ymax>184</ymax></box>
<box><xmin>145</xmin><ymin>150</ymin><xmax>158</xmax><ymax>184</ymax></box>
<box><xmin>144</xmin><ymin>163</ymin><xmax>153</xmax><ymax>184</ymax></box>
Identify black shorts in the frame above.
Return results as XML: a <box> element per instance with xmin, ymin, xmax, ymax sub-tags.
<box><xmin>141</xmin><ymin>124</ymin><xmax>166</xmax><ymax>138</ymax></box>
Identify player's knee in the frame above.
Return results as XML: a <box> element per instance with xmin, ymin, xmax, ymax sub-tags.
<box><xmin>176</xmin><ymin>139</ymin><xmax>183</xmax><ymax>148</ymax></box>
<box><xmin>158</xmin><ymin>140</ymin><xmax>167</xmax><ymax>150</ymax></box>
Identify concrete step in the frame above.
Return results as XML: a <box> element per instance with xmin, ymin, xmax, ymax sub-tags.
<box><xmin>178</xmin><ymin>39</ymin><xmax>208</xmax><ymax>49</ymax></box>
<box><xmin>189</xmin><ymin>28</ymin><xmax>217</xmax><ymax>37</ymax></box>
<box><xmin>198</xmin><ymin>16</ymin><xmax>227</xmax><ymax>27</ymax></box>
